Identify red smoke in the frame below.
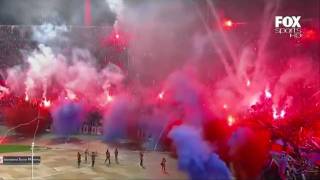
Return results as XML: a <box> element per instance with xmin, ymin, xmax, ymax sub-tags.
<box><xmin>203</xmin><ymin>118</ymin><xmax>232</xmax><ymax>161</ymax></box>
<box><xmin>160</xmin><ymin>119</ymin><xmax>183</xmax><ymax>150</ymax></box>
<box><xmin>228</xmin><ymin>128</ymin><xmax>270</xmax><ymax>180</ymax></box>
<box><xmin>84</xmin><ymin>0</ymin><xmax>92</xmax><ymax>26</ymax></box>
<box><xmin>4</xmin><ymin>101</ymin><xmax>51</xmax><ymax>136</ymax></box>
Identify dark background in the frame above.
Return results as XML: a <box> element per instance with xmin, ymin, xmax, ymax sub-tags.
<box><xmin>0</xmin><ymin>0</ymin><xmax>116</xmax><ymax>26</ymax></box>
<box><xmin>0</xmin><ymin>0</ymin><xmax>318</xmax><ymax>26</ymax></box>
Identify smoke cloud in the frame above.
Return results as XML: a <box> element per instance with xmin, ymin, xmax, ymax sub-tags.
<box><xmin>102</xmin><ymin>95</ymin><xmax>135</xmax><ymax>142</ymax></box>
<box><xmin>51</xmin><ymin>101</ymin><xmax>85</xmax><ymax>137</ymax></box>
<box><xmin>169</xmin><ymin>125</ymin><xmax>232</xmax><ymax>180</ymax></box>
<box><xmin>0</xmin><ymin>1</ymin><xmax>319</xmax><ymax>179</ymax></box>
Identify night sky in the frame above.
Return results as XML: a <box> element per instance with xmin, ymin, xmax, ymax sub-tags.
<box><xmin>0</xmin><ymin>0</ymin><xmax>318</xmax><ymax>69</ymax></box>
<box><xmin>0</xmin><ymin>0</ymin><xmax>116</xmax><ymax>26</ymax></box>
<box><xmin>0</xmin><ymin>0</ymin><xmax>318</xmax><ymax>26</ymax></box>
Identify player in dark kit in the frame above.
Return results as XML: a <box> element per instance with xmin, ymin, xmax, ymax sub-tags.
<box><xmin>139</xmin><ymin>151</ymin><xmax>144</xmax><ymax>168</ymax></box>
<box><xmin>84</xmin><ymin>149</ymin><xmax>89</xmax><ymax>163</ymax></box>
<box><xmin>77</xmin><ymin>152</ymin><xmax>81</xmax><ymax>168</ymax></box>
<box><xmin>161</xmin><ymin>157</ymin><xmax>167</xmax><ymax>173</ymax></box>
<box><xmin>91</xmin><ymin>151</ymin><xmax>97</xmax><ymax>167</ymax></box>
<box><xmin>105</xmin><ymin>149</ymin><xmax>111</xmax><ymax>165</ymax></box>
<box><xmin>115</xmin><ymin>148</ymin><xmax>119</xmax><ymax>164</ymax></box>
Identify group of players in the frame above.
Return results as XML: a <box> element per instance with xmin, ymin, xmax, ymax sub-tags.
<box><xmin>77</xmin><ymin>148</ymin><xmax>167</xmax><ymax>174</ymax></box>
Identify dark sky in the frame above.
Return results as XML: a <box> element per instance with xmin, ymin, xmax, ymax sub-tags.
<box><xmin>0</xmin><ymin>0</ymin><xmax>116</xmax><ymax>25</ymax></box>
<box><xmin>0</xmin><ymin>0</ymin><xmax>318</xmax><ymax>26</ymax></box>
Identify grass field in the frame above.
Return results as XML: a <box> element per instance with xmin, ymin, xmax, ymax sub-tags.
<box><xmin>0</xmin><ymin>144</ymin><xmax>32</xmax><ymax>153</ymax></box>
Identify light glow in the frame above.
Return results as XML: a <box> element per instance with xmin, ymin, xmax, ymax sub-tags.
<box><xmin>246</xmin><ymin>80</ymin><xmax>251</xmax><ymax>87</ymax></box>
<box><xmin>158</xmin><ymin>91</ymin><xmax>165</xmax><ymax>100</ymax></box>
<box><xmin>228</xmin><ymin>115</ymin><xmax>235</xmax><ymax>126</ymax></box>
<box><xmin>43</xmin><ymin>99</ymin><xmax>51</xmax><ymax>107</ymax></box>
<box><xmin>265</xmin><ymin>89</ymin><xmax>272</xmax><ymax>99</ymax></box>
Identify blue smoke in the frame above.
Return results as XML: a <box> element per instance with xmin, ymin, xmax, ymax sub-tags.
<box><xmin>165</xmin><ymin>72</ymin><xmax>209</xmax><ymax>127</ymax></box>
<box><xmin>102</xmin><ymin>96</ymin><xmax>133</xmax><ymax>142</ymax></box>
<box><xmin>51</xmin><ymin>101</ymin><xmax>85</xmax><ymax>137</ymax></box>
<box><xmin>169</xmin><ymin>125</ymin><xmax>232</xmax><ymax>180</ymax></box>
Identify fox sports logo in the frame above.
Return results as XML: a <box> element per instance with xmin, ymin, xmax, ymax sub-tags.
<box><xmin>274</xmin><ymin>16</ymin><xmax>302</xmax><ymax>38</ymax></box>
